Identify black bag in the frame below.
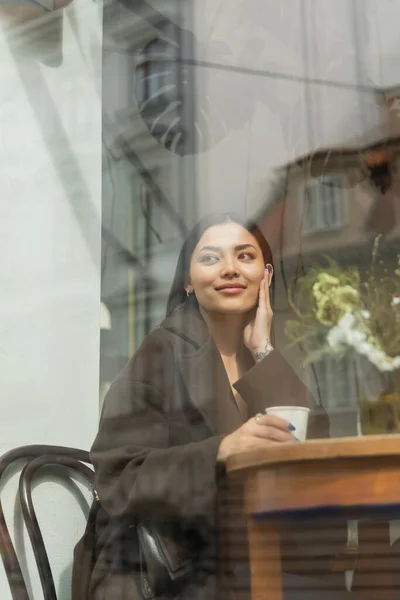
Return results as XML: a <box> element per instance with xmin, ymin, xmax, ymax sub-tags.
<box><xmin>72</xmin><ymin>496</ymin><xmax>196</xmax><ymax>600</ymax></box>
<box><xmin>137</xmin><ymin>521</ymin><xmax>195</xmax><ymax>599</ymax></box>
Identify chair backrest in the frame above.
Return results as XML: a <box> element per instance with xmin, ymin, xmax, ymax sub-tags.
<box><xmin>0</xmin><ymin>445</ymin><xmax>96</xmax><ymax>600</ymax></box>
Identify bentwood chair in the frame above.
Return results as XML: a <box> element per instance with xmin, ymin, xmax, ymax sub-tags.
<box><xmin>0</xmin><ymin>445</ymin><xmax>97</xmax><ymax>600</ymax></box>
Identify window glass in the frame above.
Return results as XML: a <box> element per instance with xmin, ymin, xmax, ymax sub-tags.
<box><xmin>3</xmin><ymin>2</ymin><xmax>400</xmax><ymax>599</ymax></box>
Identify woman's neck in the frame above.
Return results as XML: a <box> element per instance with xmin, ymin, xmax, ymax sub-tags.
<box><xmin>200</xmin><ymin>308</ymin><xmax>245</xmax><ymax>358</ymax></box>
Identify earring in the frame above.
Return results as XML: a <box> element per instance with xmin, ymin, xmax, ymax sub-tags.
<box><xmin>186</xmin><ymin>290</ymin><xmax>190</xmax><ymax>297</ymax></box>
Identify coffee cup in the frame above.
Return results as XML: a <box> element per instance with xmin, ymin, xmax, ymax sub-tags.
<box><xmin>265</xmin><ymin>406</ymin><xmax>310</xmax><ymax>441</ymax></box>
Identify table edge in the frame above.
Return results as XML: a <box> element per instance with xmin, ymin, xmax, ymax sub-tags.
<box><xmin>227</xmin><ymin>434</ymin><xmax>400</xmax><ymax>474</ymax></box>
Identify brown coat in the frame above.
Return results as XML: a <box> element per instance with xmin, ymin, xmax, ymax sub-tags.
<box><xmin>73</xmin><ymin>305</ymin><xmax>330</xmax><ymax>600</ymax></box>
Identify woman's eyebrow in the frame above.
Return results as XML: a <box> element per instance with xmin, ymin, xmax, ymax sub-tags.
<box><xmin>235</xmin><ymin>244</ymin><xmax>257</xmax><ymax>251</ymax></box>
<box><xmin>199</xmin><ymin>243</ymin><xmax>257</xmax><ymax>253</ymax></box>
<box><xmin>199</xmin><ymin>245</ymin><xmax>221</xmax><ymax>253</ymax></box>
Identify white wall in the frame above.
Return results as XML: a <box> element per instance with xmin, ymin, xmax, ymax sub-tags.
<box><xmin>365</xmin><ymin>0</ymin><xmax>400</xmax><ymax>88</ymax></box>
<box><xmin>0</xmin><ymin>2</ymin><xmax>102</xmax><ymax>598</ymax></box>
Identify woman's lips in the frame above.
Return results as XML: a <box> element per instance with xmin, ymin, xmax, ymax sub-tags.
<box><xmin>215</xmin><ymin>285</ymin><xmax>246</xmax><ymax>294</ymax></box>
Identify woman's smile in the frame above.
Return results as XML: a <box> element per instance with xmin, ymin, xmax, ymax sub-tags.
<box><xmin>215</xmin><ymin>283</ymin><xmax>247</xmax><ymax>294</ymax></box>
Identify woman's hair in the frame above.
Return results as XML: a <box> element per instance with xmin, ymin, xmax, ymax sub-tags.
<box><xmin>166</xmin><ymin>212</ymin><xmax>274</xmax><ymax>317</ymax></box>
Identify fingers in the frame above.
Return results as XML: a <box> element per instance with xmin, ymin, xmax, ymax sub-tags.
<box><xmin>253</xmin><ymin>414</ymin><xmax>292</xmax><ymax>431</ymax></box>
<box><xmin>258</xmin><ymin>273</ymin><xmax>272</xmax><ymax>314</ymax></box>
<box><xmin>248</xmin><ymin>437</ymin><xmax>280</xmax><ymax>451</ymax></box>
<box><xmin>252</xmin><ymin>426</ymin><xmax>294</xmax><ymax>443</ymax></box>
<box><xmin>264</xmin><ymin>277</ymin><xmax>272</xmax><ymax>313</ymax></box>
<box><xmin>258</xmin><ymin>275</ymin><xmax>266</xmax><ymax>309</ymax></box>
<box><xmin>247</xmin><ymin>414</ymin><xmax>295</xmax><ymax>443</ymax></box>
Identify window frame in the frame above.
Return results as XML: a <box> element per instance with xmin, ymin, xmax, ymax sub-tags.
<box><xmin>301</xmin><ymin>173</ymin><xmax>348</xmax><ymax>235</ymax></box>
<box><xmin>134</xmin><ymin>27</ymin><xmax>179</xmax><ymax>111</ymax></box>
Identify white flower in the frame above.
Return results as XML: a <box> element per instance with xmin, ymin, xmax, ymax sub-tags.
<box><xmin>392</xmin><ymin>296</ymin><xmax>400</xmax><ymax>306</ymax></box>
<box><xmin>356</xmin><ymin>342</ymin><xmax>400</xmax><ymax>373</ymax></box>
<box><xmin>327</xmin><ymin>326</ymin><xmax>345</xmax><ymax>349</ymax></box>
<box><xmin>327</xmin><ymin>312</ymin><xmax>354</xmax><ymax>349</ymax></box>
<box><xmin>326</xmin><ymin>310</ymin><xmax>400</xmax><ymax>374</ymax></box>
<box><xmin>347</xmin><ymin>330</ymin><xmax>366</xmax><ymax>346</ymax></box>
<box><xmin>358</xmin><ymin>341</ymin><xmax>372</xmax><ymax>355</ymax></box>
<box><xmin>340</xmin><ymin>312</ymin><xmax>356</xmax><ymax>329</ymax></box>
<box><xmin>361</xmin><ymin>310</ymin><xmax>371</xmax><ymax>319</ymax></box>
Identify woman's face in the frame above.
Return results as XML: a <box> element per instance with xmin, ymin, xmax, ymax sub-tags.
<box><xmin>187</xmin><ymin>222</ymin><xmax>271</xmax><ymax>315</ymax></box>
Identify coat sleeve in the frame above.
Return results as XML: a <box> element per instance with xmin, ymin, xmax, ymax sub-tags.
<box><xmin>91</xmin><ymin>333</ymin><xmax>224</xmax><ymax>522</ymax></box>
<box><xmin>233</xmin><ymin>350</ymin><xmax>330</xmax><ymax>439</ymax></box>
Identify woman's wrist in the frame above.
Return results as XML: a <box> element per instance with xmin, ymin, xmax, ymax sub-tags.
<box><xmin>251</xmin><ymin>338</ymin><xmax>274</xmax><ymax>362</ymax></box>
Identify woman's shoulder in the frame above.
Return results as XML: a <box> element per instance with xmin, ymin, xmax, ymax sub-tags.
<box><xmin>100</xmin><ymin>327</ymin><xmax>177</xmax><ymax>418</ymax></box>
<box><xmin>116</xmin><ymin>306</ymin><xmax>208</xmax><ymax>383</ymax></box>
<box><xmin>102</xmin><ymin>328</ymin><xmax>176</xmax><ymax>410</ymax></box>
<box><xmin>124</xmin><ymin>326</ymin><xmax>174</xmax><ymax>374</ymax></box>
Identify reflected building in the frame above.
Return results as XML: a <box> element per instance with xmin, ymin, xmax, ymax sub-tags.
<box><xmin>100</xmin><ymin>0</ymin><xmax>198</xmax><ymax>396</ymax></box>
<box><xmin>98</xmin><ymin>0</ymin><xmax>400</xmax><ymax>430</ymax></box>
<box><xmin>257</xmin><ymin>87</ymin><xmax>400</xmax><ymax>435</ymax></box>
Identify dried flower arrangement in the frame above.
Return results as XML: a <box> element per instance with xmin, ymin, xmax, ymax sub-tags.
<box><xmin>286</xmin><ymin>237</ymin><xmax>400</xmax><ymax>373</ymax></box>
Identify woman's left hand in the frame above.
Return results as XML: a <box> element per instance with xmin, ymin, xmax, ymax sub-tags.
<box><xmin>243</xmin><ymin>273</ymin><xmax>273</xmax><ymax>357</ymax></box>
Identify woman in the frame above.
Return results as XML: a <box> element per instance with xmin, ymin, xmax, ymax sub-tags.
<box><xmin>75</xmin><ymin>213</ymin><xmax>356</xmax><ymax>600</ymax></box>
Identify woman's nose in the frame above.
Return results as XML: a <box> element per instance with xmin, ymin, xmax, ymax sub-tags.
<box><xmin>220</xmin><ymin>260</ymin><xmax>240</xmax><ymax>278</ymax></box>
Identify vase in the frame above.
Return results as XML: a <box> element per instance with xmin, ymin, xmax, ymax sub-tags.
<box><xmin>356</xmin><ymin>360</ymin><xmax>400</xmax><ymax>435</ymax></box>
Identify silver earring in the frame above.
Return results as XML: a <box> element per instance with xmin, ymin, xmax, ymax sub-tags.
<box><xmin>186</xmin><ymin>290</ymin><xmax>191</xmax><ymax>297</ymax></box>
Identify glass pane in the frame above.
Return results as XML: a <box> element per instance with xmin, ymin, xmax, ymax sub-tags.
<box><xmin>4</xmin><ymin>1</ymin><xmax>400</xmax><ymax>599</ymax></box>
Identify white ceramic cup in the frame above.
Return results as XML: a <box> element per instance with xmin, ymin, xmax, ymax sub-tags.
<box><xmin>265</xmin><ymin>406</ymin><xmax>311</xmax><ymax>442</ymax></box>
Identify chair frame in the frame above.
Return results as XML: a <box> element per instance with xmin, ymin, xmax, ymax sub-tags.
<box><xmin>0</xmin><ymin>445</ymin><xmax>96</xmax><ymax>600</ymax></box>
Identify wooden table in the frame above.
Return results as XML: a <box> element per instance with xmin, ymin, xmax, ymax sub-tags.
<box><xmin>227</xmin><ymin>435</ymin><xmax>400</xmax><ymax>600</ymax></box>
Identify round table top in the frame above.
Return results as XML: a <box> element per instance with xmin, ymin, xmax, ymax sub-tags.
<box><xmin>227</xmin><ymin>434</ymin><xmax>400</xmax><ymax>474</ymax></box>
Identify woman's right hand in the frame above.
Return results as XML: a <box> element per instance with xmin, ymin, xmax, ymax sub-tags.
<box><xmin>217</xmin><ymin>413</ymin><xmax>296</xmax><ymax>464</ymax></box>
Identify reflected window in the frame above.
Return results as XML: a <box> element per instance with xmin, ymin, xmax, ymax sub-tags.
<box><xmin>135</xmin><ymin>36</ymin><xmax>177</xmax><ymax>108</ymax></box>
<box><xmin>302</xmin><ymin>174</ymin><xmax>347</xmax><ymax>234</ymax></box>
<box><xmin>135</xmin><ymin>24</ymin><xmax>185</xmax><ymax>154</ymax></box>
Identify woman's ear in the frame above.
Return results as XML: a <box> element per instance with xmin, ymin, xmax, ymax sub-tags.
<box><xmin>265</xmin><ymin>264</ymin><xmax>274</xmax><ymax>285</ymax></box>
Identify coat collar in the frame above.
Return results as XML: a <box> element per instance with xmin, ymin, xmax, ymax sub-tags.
<box><xmin>162</xmin><ymin>302</ymin><xmax>210</xmax><ymax>352</ymax></box>
<box><xmin>161</xmin><ymin>304</ymin><xmax>243</xmax><ymax>435</ymax></box>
